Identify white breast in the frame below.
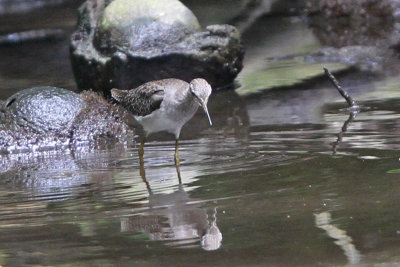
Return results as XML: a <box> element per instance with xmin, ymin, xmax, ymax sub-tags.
<box><xmin>135</xmin><ymin>97</ymin><xmax>199</xmax><ymax>138</ymax></box>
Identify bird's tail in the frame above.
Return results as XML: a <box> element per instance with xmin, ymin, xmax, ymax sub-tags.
<box><xmin>111</xmin><ymin>88</ymin><xmax>128</xmax><ymax>102</ymax></box>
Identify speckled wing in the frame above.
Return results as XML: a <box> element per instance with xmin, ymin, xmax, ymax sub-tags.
<box><xmin>111</xmin><ymin>82</ymin><xmax>165</xmax><ymax>116</ymax></box>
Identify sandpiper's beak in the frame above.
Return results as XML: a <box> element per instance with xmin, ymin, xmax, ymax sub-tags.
<box><xmin>200</xmin><ymin>100</ymin><xmax>213</xmax><ymax>126</ymax></box>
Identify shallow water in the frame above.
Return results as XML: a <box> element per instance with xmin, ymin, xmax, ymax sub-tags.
<box><xmin>1</xmin><ymin>1</ymin><xmax>400</xmax><ymax>266</ymax></box>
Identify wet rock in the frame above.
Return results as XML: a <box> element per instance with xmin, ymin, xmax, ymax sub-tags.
<box><xmin>304</xmin><ymin>46</ymin><xmax>393</xmax><ymax>72</ymax></box>
<box><xmin>309</xmin><ymin>17</ymin><xmax>400</xmax><ymax>49</ymax></box>
<box><xmin>0</xmin><ymin>87</ymin><xmax>133</xmax><ymax>153</ymax></box>
<box><xmin>1</xmin><ymin>86</ymin><xmax>85</xmax><ymax>134</ymax></box>
<box><xmin>70</xmin><ymin>0</ymin><xmax>244</xmax><ymax>94</ymax></box>
<box><xmin>306</xmin><ymin>0</ymin><xmax>400</xmax><ymax>19</ymax></box>
<box><xmin>305</xmin><ymin>0</ymin><xmax>400</xmax><ymax>75</ymax></box>
<box><xmin>71</xmin><ymin>91</ymin><xmax>133</xmax><ymax>144</ymax></box>
<box><xmin>306</xmin><ymin>0</ymin><xmax>400</xmax><ymax>48</ymax></box>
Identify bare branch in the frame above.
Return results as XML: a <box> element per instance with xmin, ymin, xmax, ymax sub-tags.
<box><xmin>323</xmin><ymin>67</ymin><xmax>358</xmax><ymax>109</ymax></box>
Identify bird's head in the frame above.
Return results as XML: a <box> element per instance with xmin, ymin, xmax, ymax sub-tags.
<box><xmin>189</xmin><ymin>78</ymin><xmax>212</xmax><ymax>126</ymax></box>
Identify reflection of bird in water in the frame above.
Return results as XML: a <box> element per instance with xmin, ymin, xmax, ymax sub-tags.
<box><xmin>113</xmin><ymin>78</ymin><xmax>219</xmax><ymax>249</ymax></box>
<box><xmin>121</xmin><ymin>157</ymin><xmax>222</xmax><ymax>250</ymax></box>
<box><xmin>120</xmin><ymin>185</ymin><xmax>222</xmax><ymax>250</ymax></box>
<box><xmin>202</xmin><ymin>208</ymin><xmax>223</xmax><ymax>251</ymax></box>
<box><xmin>111</xmin><ymin>78</ymin><xmax>212</xmax><ymax>169</ymax></box>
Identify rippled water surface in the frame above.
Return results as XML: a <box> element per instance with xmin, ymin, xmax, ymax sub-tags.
<box><xmin>2</xmin><ymin>1</ymin><xmax>400</xmax><ymax>266</ymax></box>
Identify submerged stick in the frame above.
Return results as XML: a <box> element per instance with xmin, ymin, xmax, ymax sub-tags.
<box><xmin>324</xmin><ymin>67</ymin><xmax>359</xmax><ymax>154</ymax></box>
<box><xmin>323</xmin><ymin>67</ymin><xmax>358</xmax><ymax>109</ymax></box>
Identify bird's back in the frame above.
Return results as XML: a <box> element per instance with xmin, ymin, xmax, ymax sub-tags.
<box><xmin>111</xmin><ymin>78</ymin><xmax>207</xmax><ymax>138</ymax></box>
<box><xmin>111</xmin><ymin>78</ymin><xmax>188</xmax><ymax>117</ymax></box>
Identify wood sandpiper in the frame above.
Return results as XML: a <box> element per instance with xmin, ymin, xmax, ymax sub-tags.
<box><xmin>111</xmin><ymin>78</ymin><xmax>212</xmax><ymax>172</ymax></box>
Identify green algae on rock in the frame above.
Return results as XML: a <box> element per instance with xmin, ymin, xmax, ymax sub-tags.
<box><xmin>70</xmin><ymin>0</ymin><xmax>244</xmax><ymax>94</ymax></box>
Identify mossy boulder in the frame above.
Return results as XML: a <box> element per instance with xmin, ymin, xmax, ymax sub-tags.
<box><xmin>70</xmin><ymin>0</ymin><xmax>244</xmax><ymax>94</ymax></box>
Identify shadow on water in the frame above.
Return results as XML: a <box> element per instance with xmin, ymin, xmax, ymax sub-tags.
<box><xmin>3</xmin><ymin>0</ymin><xmax>400</xmax><ymax>266</ymax></box>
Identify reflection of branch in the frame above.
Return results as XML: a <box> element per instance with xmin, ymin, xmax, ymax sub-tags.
<box><xmin>331</xmin><ymin>112</ymin><xmax>357</xmax><ymax>155</ymax></box>
<box><xmin>323</xmin><ymin>67</ymin><xmax>358</xmax><ymax>110</ymax></box>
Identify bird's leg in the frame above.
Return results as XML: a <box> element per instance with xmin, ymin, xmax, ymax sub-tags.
<box><xmin>138</xmin><ymin>137</ymin><xmax>151</xmax><ymax>192</ymax></box>
<box><xmin>174</xmin><ymin>139</ymin><xmax>182</xmax><ymax>184</ymax></box>
<box><xmin>174</xmin><ymin>139</ymin><xmax>180</xmax><ymax>166</ymax></box>
<box><xmin>139</xmin><ymin>165</ymin><xmax>151</xmax><ymax>194</ymax></box>
<box><xmin>139</xmin><ymin>136</ymin><xmax>146</xmax><ymax>166</ymax></box>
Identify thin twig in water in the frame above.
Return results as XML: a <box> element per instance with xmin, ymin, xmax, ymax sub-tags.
<box><xmin>323</xmin><ymin>67</ymin><xmax>360</xmax><ymax>154</ymax></box>
<box><xmin>323</xmin><ymin>67</ymin><xmax>358</xmax><ymax>109</ymax></box>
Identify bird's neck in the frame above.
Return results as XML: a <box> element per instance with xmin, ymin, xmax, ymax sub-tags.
<box><xmin>180</xmin><ymin>89</ymin><xmax>199</xmax><ymax>111</ymax></box>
